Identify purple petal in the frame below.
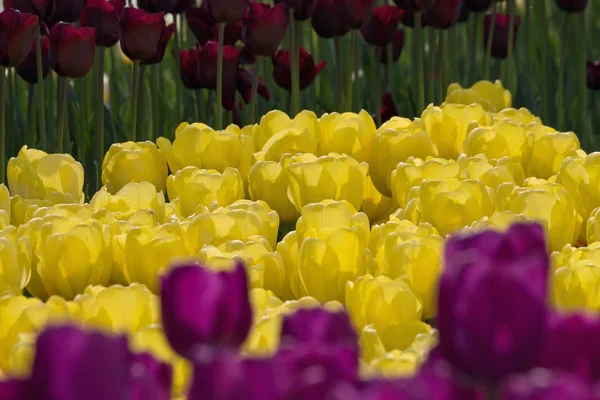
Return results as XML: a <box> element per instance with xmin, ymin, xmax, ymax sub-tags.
<box><xmin>280</xmin><ymin>308</ymin><xmax>358</xmax><ymax>350</ymax></box>
<box><xmin>0</xmin><ymin>379</ymin><xmax>26</xmax><ymax>400</ymax></box>
<box><xmin>129</xmin><ymin>352</ymin><xmax>172</xmax><ymax>400</ymax></box>
<box><xmin>499</xmin><ymin>369</ymin><xmax>592</xmax><ymax>400</ymax></box>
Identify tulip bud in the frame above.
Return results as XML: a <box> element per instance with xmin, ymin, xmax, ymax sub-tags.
<box><xmin>554</xmin><ymin>0</ymin><xmax>589</xmax><ymax>12</ymax></box>
<box><xmin>16</xmin><ymin>31</ymin><xmax>50</xmax><ymax>83</ymax></box>
<box><xmin>587</xmin><ymin>60</ymin><xmax>600</xmax><ymax>90</ymax></box>
<box><xmin>120</xmin><ymin>8</ymin><xmax>175</xmax><ymax>64</ymax></box>
<box><xmin>49</xmin><ymin>23</ymin><xmax>96</xmax><ymax>78</ymax></box>
<box><xmin>425</xmin><ymin>0</ymin><xmax>463</xmax><ymax>30</ymax></box>
<box><xmin>4</xmin><ymin>0</ymin><xmax>52</xmax><ymax>21</ymax></box>
<box><xmin>311</xmin><ymin>0</ymin><xmax>350</xmax><ymax>38</ymax></box>
<box><xmin>273</xmin><ymin>0</ymin><xmax>317</xmax><ymax>21</ymax></box>
<box><xmin>186</xmin><ymin>6</ymin><xmax>215</xmax><ymax>46</ymax></box>
<box><xmin>196</xmin><ymin>40</ymin><xmax>241</xmax><ymax>108</ymax></box>
<box><xmin>244</xmin><ymin>3</ymin><xmax>289</xmax><ymax>57</ymax></box>
<box><xmin>80</xmin><ymin>0</ymin><xmax>125</xmax><ymax>48</ymax></box>
<box><xmin>528</xmin><ymin>130</ymin><xmax>582</xmax><ymax>179</ymax></box>
<box><xmin>280</xmin><ymin>307</ymin><xmax>358</xmax><ymax>348</ymax></box>
<box><xmin>203</xmin><ymin>0</ymin><xmax>249</xmax><ymax>24</ymax></box>
<box><xmin>483</xmin><ymin>13</ymin><xmax>521</xmax><ymax>60</ymax></box>
<box><xmin>360</xmin><ymin>5</ymin><xmax>403</xmax><ymax>47</ymax></box>
<box><xmin>0</xmin><ymin>9</ymin><xmax>38</xmax><ymax>68</ymax></box>
<box><xmin>318</xmin><ymin>111</ymin><xmax>376</xmax><ymax>162</ymax></box>
<box><xmin>90</xmin><ymin>181</ymin><xmax>167</xmax><ymax>223</ymax></box>
<box><xmin>458</xmin><ymin>154</ymin><xmax>525</xmax><ymax>190</ymax></box>
<box><xmin>445</xmin><ymin>79</ymin><xmax>512</xmax><ymax>112</ymax></box>
<box><xmin>272</xmin><ymin>47</ymin><xmax>326</xmax><ymax>91</ymax></box>
<box><xmin>0</xmin><ymin>226</ymin><xmax>32</xmax><ymax>298</ymax></box>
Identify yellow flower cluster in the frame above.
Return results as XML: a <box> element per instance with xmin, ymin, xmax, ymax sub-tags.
<box><xmin>2</xmin><ymin>80</ymin><xmax>600</xmax><ymax>387</ymax></box>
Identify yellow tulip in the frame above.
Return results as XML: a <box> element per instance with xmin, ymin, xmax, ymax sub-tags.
<box><xmin>556</xmin><ymin>153</ymin><xmax>600</xmax><ymax>226</ymax></box>
<box><xmin>499</xmin><ymin>180</ymin><xmax>581</xmax><ymax>251</ymax></box>
<box><xmin>10</xmin><ymin>196</ymin><xmax>52</xmax><ymax>226</ymax></box>
<box><xmin>31</xmin><ymin>216</ymin><xmax>112</xmax><ymax>300</ymax></box>
<box><xmin>102</xmin><ymin>141</ymin><xmax>168</xmax><ymax>194</ymax></box>
<box><xmin>552</xmin><ymin>243</ymin><xmax>600</xmax><ymax>272</ymax></box>
<box><xmin>275</xmin><ymin>231</ymin><xmax>300</xmax><ymax>301</ymax></box>
<box><xmin>462</xmin><ymin>120</ymin><xmax>534</xmax><ymax>169</ymax></box>
<box><xmin>198</xmin><ymin>236</ymin><xmax>286</xmax><ymax>298</ymax></box>
<box><xmin>318</xmin><ymin>110</ymin><xmax>376</xmax><ymax>162</ymax></box>
<box><xmin>458</xmin><ymin>154</ymin><xmax>525</xmax><ymax>190</ymax></box>
<box><xmin>253</xmin><ymin>110</ymin><xmax>319</xmax><ymax>151</ymax></box>
<box><xmin>248</xmin><ymin>153</ymin><xmax>316</xmax><ymax>224</ymax></box>
<box><xmin>445</xmin><ymin>80</ymin><xmax>511</xmax><ymax>112</ymax></box>
<box><xmin>421</xmin><ymin>103</ymin><xmax>491</xmax><ymax>159</ymax></box>
<box><xmin>90</xmin><ymin>181</ymin><xmax>167</xmax><ymax>223</ymax></box>
<box><xmin>369</xmin><ymin>218</ymin><xmax>438</xmax><ymax>257</ymax></box>
<box><xmin>370</xmin><ymin>120</ymin><xmax>438</xmax><ymax>196</ymax></box>
<box><xmin>419</xmin><ymin>179</ymin><xmax>495</xmax><ymax>236</ymax></box>
<box><xmin>361</xmin><ymin>174</ymin><xmax>397</xmax><ymax>225</ymax></box>
<box><xmin>0</xmin><ymin>184</ymin><xmax>10</xmax><ymax>229</ymax></box>
<box><xmin>552</xmin><ymin>260</ymin><xmax>600</xmax><ymax>311</ymax></box>
<box><xmin>466</xmin><ymin>210</ymin><xmax>534</xmax><ymax>234</ymax></box>
<box><xmin>167</xmin><ymin>167</ymin><xmax>245</xmax><ymax>218</ymax></box>
<box><xmin>254</xmin><ymin>127</ymin><xmax>319</xmax><ymax>163</ymax></box>
<box><xmin>391</xmin><ymin>157</ymin><xmax>463</xmax><ymax>209</ymax></box>
<box><xmin>249</xmin><ymin>288</ymin><xmax>283</xmax><ymax>319</ymax></box>
<box><xmin>492</xmin><ymin>107</ymin><xmax>541</xmax><ymax>125</ymax></box>
<box><xmin>74</xmin><ymin>283</ymin><xmax>159</xmax><ymax>335</ymax></box>
<box><xmin>287</xmin><ymin>153</ymin><xmax>369</xmax><ymax>213</ymax></box>
<box><xmin>30</xmin><ymin>203</ymin><xmax>94</xmax><ymax>221</ymax></box>
<box><xmin>345</xmin><ymin>275</ymin><xmax>428</xmax><ymax>351</ymax></box>
<box><xmin>587</xmin><ymin>207</ymin><xmax>600</xmax><ymax>245</ymax></box>
<box><xmin>528</xmin><ymin>131</ymin><xmax>582</xmax><ymax>179</ymax></box>
<box><xmin>0</xmin><ymin>226</ymin><xmax>32</xmax><ymax>298</ymax></box>
<box><xmin>7</xmin><ymin>146</ymin><xmax>84</xmax><ymax>204</ymax></box>
<box><xmin>182</xmin><ymin>200</ymin><xmax>279</xmax><ymax>254</ymax></box>
<box><xmin>131</xmin><ymin>326</ymin><xmax>192</xmax><ymax>398</ymax></box>
<box><xmin>122</xmin><ymin>223</ymin><xmax>190</xmax><ymax>293</ymax></box>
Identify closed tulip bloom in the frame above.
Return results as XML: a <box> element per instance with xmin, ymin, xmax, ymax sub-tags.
<box><xmin>253</xmin><ymin>109</ymin><xmax>318</xmax><ymax>150</ymax></box>
<box><xmin>4</xmin><ymin>0</ymin><xmax>53</xmax><ymax>21</ymax></box>
<box><xmin>120</xmin><ymin>8</ymin><xmax>175</xmax><ymax>64</ymax></box>
<box><xmin>464</xmin><ymin>0</ymin><xmax>493</xmax><ymax>12</ymax></box>
<box><xmin>528</xmin><ymin>130</ymin><xmax>582</xmax><ymax>179</ymax></box>
<box><xmin>311</xmin><ymin>0</ymin><xmax>350</xmax><ymax>38</ymax></box>
<box><xmin>186</xmin><ymin>6</ymin><xmax>214</xmax><ymax>45</ymax></box>
<box><xmin>272</xmin><ymin>47</ymin><xmax>326</xmax><ymax>91</ymax></box>
<box><xmin>361</xmin><ymin>5</ymin><xmax>403</xmax><ymax>47</ymax></box>
<box><xmin>0</xmin><ymin>9</ymin><xmax>38</xmax><ymax>67</ymax></box>
<box><xmin>101</xmin><ymin>141</ymin><xmax>168</xmax><ymax>194</ymax></box>
<box><xmin>438</xmin><ymin>223</ymin><xmax>550</xmax><ymax>383</ymax></box>
<box><xmin>483</xmin><ymin>14</ymin><xmax>520</xmax><ymax>59</ymax></box>
<box><xmin>378</xmin><ymin>29</ymin><xmax>405</xmax><ymax>63</ymax></box>
<box><xmin>49</xmin><ymin>23</ymin><xmax>96</xmax><ymax>78</ymax></box>
<box><xmin>319</xmin><ymin>110</ymin><xmax>376</xmax><ymax>162</ymax></box>
<box><xmin>196</xmin><ymin>41</ymin><xmax>240</xmax><ymax>104</ymax></box>
<box><xmin>160</xmin><ymin>263</ymin><xmax>252</xmax><ymax>359</ymax></box>
<box><xmin>203</xmin><ymin>0</ymin><xmax>249</xmax><ymax>24</ymax></box>
<box><xmin>138</xmin><ymin>0</ymin><xmax>176</xmax><ymax>13</ymax></box>
<box><xmin>458</xmin><ymin>154</ymin><xmax>525</xmax><ymax>190</ymax></box>
<box><xmin>587</xmin><ymin>61</ymin><xmax>600</xmax><ymax>90</ymax></box>
<box><xmin>254</xmin><ymin>126</ymin><xmax>318</xmax><ymax>163</ymax></box>
<box><xmin>554</xmin><ymin>0</ymin><xmax>588</xmax><ymax>12</ymax></box>
<box><xmin>16</xmin><ymin>33</ymin><xmax>50</xmax><ymax>83</ymax></box>
<box><xmin>236</xmin><ymin>68</ymin><xmax>270</xmax><ymax>104</ymax></box>
<box><xmin>499</xmin><ymin>369</ymin><xmax>592</xmax><ymax>400</ymax></box>
<box><xmin>0</xmin><ymin>226</ymin><xmax>32</xmax><ymax>298</ymax></box>
<box><xmin>80</xmin><ymin>0</ymin><xmax>125</xmax><ymax>47</ymax></box>
<box><xmin>463</xmin><ymin>120</ymin><xmax>532</xmax><ymax>167</ymax></box>
<box><xmin>90</xmin><ymin>181</ymin><xmax>167</xmax><ymax>223</ymax></box>
<box><xmin>244</xmin><ymin>3</ymin><xmax>289</xmax><ymax>57</ymax></box>
<box><xmin>445</xmin><ymin>79</ymin><xmax>511</xmax><ymax>111</ymax></box>
<box><xmin>556</xmin><ymin>153</ymin><xmax>600</xmax><ymax>226</ymax></box>
<box><xmin>426</xmin><ymin>0</ymin><xmax>463</xmax><ymax>29</ymax></box>
<box><xmin>176</xmin><ymin>46</ymin><xmax>202</xmax><ymax>89</ymax></box>
<box><xmin>274</xmin><ymin>0</ymin><xmax>317</xmax><ymax>20</ymax></box>
<box><xmin>345</xmin><ymin>0</ymin><xmax>376</xmax><ymax>30</ymax></box>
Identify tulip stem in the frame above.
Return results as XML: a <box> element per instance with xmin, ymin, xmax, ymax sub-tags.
<box><xmin>174</xmin><ymin>14</ymin><xmax>182</xmax><ymax>125</ymax></box>
<box><xmin>334</xmin><ymin>36</ymin><xmax>344</xmax><ymax>112</ymax></box>
<box><xmin>195</xmin><ymin>89</ymin><xmax>203</xmax><ymax>122</ymax></box>
<box><xmin>469</xmin><ymin>15</ymin><xmax>478</xmax><ymax>81</ymax></box>
<box><xmin>215</xmin><ymin>23</ymin><xmax>225</xmax><ymax>130</ymax></box>
<box><xmin>136</xmin><ymin>65</ymin><xmax>146</xmax><ymax>137</ymax></box>
<box><xmin>438</xmin><ymin>29</ymin><xmax>446</xmax><ymax>104</ymax></box>
<box><xmin>150</xmin><ymin>64</ymin><xmax>160</xmax><ymax>139</ymax></box>
<box><xmin>35</xmin><ymin>25</ymin><xmax>46</xmax><ymax>150</ymax></box>
<box><xmin>289</xmin><ymin>9</ymin><xmax>300</xmax><ymax>115</ymax></box>
<box><xmin>57</xmin><ymin>76</ymin><xmax>68</xmax><ymax>154</ymax></box>
<box><xmin>374</xmin><ymin>48</ymin><xmax>382</xmax><ymax>126</ymax></box>
<box><xmin>94</xmin><ymin>47</ymin><xmax>105</xmax><ymax>189</ymax></box>
<box><xmin>557</xmin><ymin>13</ymin><xmax>569</xmax><ymax>131</ymax></box>
<box><xmin>250</xmin><ymin>57</ymin><xmax>261</xmax><ymax>123</ymax></box>
<box><xmin>577</xmin><ymin>14</ymin><xmax>590</xmax><ymax>150</ymax></box>
<box><xmin>427</xmin><ymin>27</ymin><xmax>435</xmax><ymax>104</ymax></box>
<box><xmin>483</xmin><ymin>1</ymin><xmax>497</xmax><ymax>80</ymax></box>
<box><xmin>26</xmin><ymin>83</ymin><xmax>36</xmax><ymax>146</ymax></box>
<box><xmin>538</xmin><ymin>0</ymin><xmax>549</xmax><ymax>123</ymax></box>
<box><xmin>505</xmin><ymin>0</ymin><xmax>517</xmax><ymax>94</ymax></box>
<box><xmin>386</xmin><ymin>43</ymin><xmax>394</xmax><ymax>94</ymax></box>
<box><xmin>131</xmin><ymin>61</ymin><xmax>140</xmax><ymax>141</ymax></box>
<box><xmin>0</xmin><ymin>67</ymin><xmax>5</xmax><ymax>183</ymax></box>
<box><xmin>414</xmin><ymin>11</ymin><xmax>424</xmax><ymax>113</ymax></box>
<box><xmin>346</xmin><ymin>30</ymin><xmax>357</xmax><ymax>112</ymax></box>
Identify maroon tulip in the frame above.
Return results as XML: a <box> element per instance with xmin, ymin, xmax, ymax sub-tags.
<box><xmin>272</xmin><ymin>47</ymin><xmax>325</xmax><ymax>90</ymax></box>
<box><xmin>426</xmin><ymin>0</ymin><xmax>463</xmax><ymax>30</ymax></box>
<box><xmin>80</xmin><ymin>0</ymin><xmax>125</xmax><ymax>47</ymax></box>
<box><xmin>16</xmin><ymin>31</ymin><xmax>49</xmax><ymax>82</ymax></box>
<box><xmin>236</xmin><ymin>68</ymin><xmax>270</xmax><ymax>104</ymax></box>
<box><xmin>197</xmin><ymin>40</ymin><xmax>241</xmax><ymax>110</ymax></box>
<box><xmin>3</xmin><ymin>0</ymin><xmax>53</xmax><ymax>21</ymax></box>
<box><xmin>457</xmin><ymin>1</ymin><xmax>469</xmax><ymax>22</ymax></box>
<box><xmin>378</xmin><ymin>28</ymin><xmax>405</xmax><ymax>63</ymax></box>
<box><xmin>176</xmin><ymin>45</ymin><xmax>202</xmax><ymax>89</ymax></box>
<box><xmin>393</xmin><ymin>0</ymin><xmax>435</xmax><ymax>12</ymax></box>
<box><xmin>49</xmin><ymin>23</ymin><xmax>96</xmax><ymax>78</ymax></box>
<box><xmin>554</xmin><ymin>0</ymin><xmax>588</xmax><ymax>12</ymax></box>
<box><xmin>244</xmin><ymin>3</ymin><xmax>289</xmax><ymax>57</ymax></box>
<box><xmin>360</xmin><ymin>5</ymin><xmax>403</xmax><ymax>47</ymax></box>
<box><xmin>587</xmin><ymin>60</ymin><xmax>600</xmax><ymax>90</ymax></box>
<box><xmin>400</xmin><ymin>9</ymin><xmax>428</xmax><ymax>28</ymax></box>
<box><xmin>51</xmin><ymin>0</ymin><xmax>86</xmax><ymax>23</ymax></box>
<box><xmin>376</xmin><ymin>92</ymin><xmax>399</xmax><ymax>123</ymax></box>
<box><xmin>170</xmin><ymin>0</ymin><xmax>195</xmax><ymax>14</ymax></box>
<box><xmin>273</xmin><ymin>0</ymin><xmax>317</xmax><ymax>21</ymax></box>
<box><xmin>311</xmin><ymin>0</ymin><xmax>350</xmax><ymax>38</ymax></box>
<box><xmin>220</xmin><ymin>20</ymin><xmax>244</xmax><ymax>46</ymax></box>
<box><xmin>186</xmin><ymin>6</ymin><xmax>214</xmax><ymax>45</ymax></box>
<box><xmin>0</xmin><ymin>9</ymin><xmax>38</xmax><ymax>67</ymax></box>
<box><xmin>138</xmin><ymin>0</ymin><xmax>176</xmax><ymax>13</ymax></box>
<box><xmin>483</xmin><ymin>13</ymin><xmax>520</xmax><ymax>59</ymax></box>
<box><xmin>464</xmin><ymin>0</ymin><xmax>492</xmax><ymax>12</ymax></box>
<box><xmin>203</xmin><ymin>0</ymin><xmax>249</xmax><ymax>24</ymax></box>
<box><xmin>345</xmin><ymin>0</ymin><xmax>376</xmax><ymax>30</ymax></box>
<box><xmin>120</xmin><ymin>7</ymin><xmax>175</xmax><ymax>64</ymax></box>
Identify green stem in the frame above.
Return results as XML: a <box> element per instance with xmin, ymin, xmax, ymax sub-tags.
<box><xmin>346</xmin><ymin>30</ymin><xmax>357</xmax><ymax>112</ymax></box>
<box><xmin>150</xmin><ymin>63</ymin><xmax>159</xmax><ymax>140</ymax></box>
<box><xmin>35</xmin><ymin>25</ymin><xmax>46</xmax><ymax>150</ymax></box>
<box><xmin>414</xmin><ymin>12</ymin><xmax>424</xmax><ymax>113</ymax></box>
<box><xmin>289</xmin><ymin>10</ymin><xmax>300</xmax><ymax>115</ymax></box>
<box><xmin>174</xmin><ymin>15</ymin><xmax>182</xmax><ymax>124</ymax></box>
<box><xmin>374</xmin><ymin>48</ymin><xmax>382</xmax><ymax>126</ymax></box>
<box><xmin>469</xmin><ymin>14</ymin><xmax>478</xmax><ymax>81</ymax></box>
<box><xmin>195</xmin><ymin>89</ymin><xmax>203</xmax><ymax>122</ymax></box>
<box><xmin>131</xmin><ymin>61</ymin><xmax>140</xmax><ymax>142</ymax></box>
<box><xmin>249</xmin><ymin>56</ymin><xmax>260</xmax><ymax>123</ymax></box>
<box><xmin>483</xmin><ymin>2</ymin><xmax>497</xmax><ymax>80</ymax></box>
<box><xmin>94</xmin><ymin>47</ymin><xmax>105</xmax><ymax>188</ymax></box>
<box><xmin>136</xmin><ymin>64</ymin><xmax>146</xmax><ymax>138</ymax></box>
<box><xmin>205</xmin><ymin>90</ymin><xmax>213</xmax><ymax>125</ymax></box>
<box><xmin>0</xmin><ymin>67</ymin><xmax>5</xmax><ymax>183</ymax></box>
<box><xmin>505</xmin><ymin>0</ymin><xmax>517</xmax><ymax>94</ymax></box>
<box><xmin>56</xmin><ymin>76</ymin><xmax>68</xmax><ymax>154</ymax></box>
<box><xmin>438</xmin><ymin>29</ymin><xmax>446</xmax><ymax>104</ymax></box>
<box><xmin>557</xmin><ymin>13</ymin><xmax>569</xmax><ymax>131</ymax></box>
<box><xmin>334</xmin><ymin>36</ymin><xmax>344</xmax><ymax>112</ymax></box>
<box><xmin>577</xmin><ymin>13</ymin><xmax>590</xmax><ymax>149</ymax></box>
<box><xmin>386</xmin><ymin>43</ymin><xmax>394</xmax><ymax>94</ymax></box>
<box><xmin>427</xmin><ymin>27</ymin><xmax>435</xmax><ymax>104</ymax></box>
<box><xmin>539</xmin><ymin>0</ymin><xmax>549</xmax><ymax>123</ymax></box>
<box><xmin>215</xmin><ymin>23</ymin><xmax>225</xmax><ymax>130</ymax></box>
<box><xmin>26</xmin><ymin>83</ymin><xmax>36</xmax><ymax>146</ymax></box>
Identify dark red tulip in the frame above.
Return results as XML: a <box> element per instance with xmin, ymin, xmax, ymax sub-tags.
<box><xmin>483</xmin><ymin>13</ymin><xmax>520</xmax><ymax>59</ymax></box>
<box><xmin>378</xmin><ymin>28</ymin><xmax>405</xmax><ymax>63</ymax></box>
<box><xmin>236</xmin><ymin>68</ymin><xmax>270</xmax><ymax>104</ymax></box>
<box><xmin>311</xmin><ymin>0</ymin><xmax>350</xmax><ymax>38</ymax></box>
<box><xmin>393</xmin><ymin>0</ymin><xmax>435</xmax><ymax>12</ymax></box>
<box><xmin>400</xmin><ymin>9</ymin><xmax>428</xmax><ymax>27</ymax></box>
<box><xmin>360</xmin><ymin>5</ymin><xmax>403</xmax><ymax>47</ymax></box>
<box><xmin>203</xmin><ymin>0</ymin><xmax>249</xmax><ymax>24</ymax></box>
<box><xmin>220</xmin><ymin>20</ymin><xmax>243</xmax><ymax>46</ymax></box>
<box><xmin>244</xmin><ymin>3</ymin><xmax>289</xmax><ymax>57</ymax></box>
<box><xmin>345</xmin><ymin>0</ymin><xmax>376</xmax><ymax>30</ymax></box>
<box><xmin>170</xmin><ymin>0</ymin><xmax>195</xmax><ymax>14</ymax></box>
<box><xmin>464</xmin><ymin>0</ymin><xmax>492</xmax><ymax>12</ymax></box>
<box><xmin>3</xmin><ymin>0</ymin><xmax>53</xmax><ymax>21</ymax></box>
<box><xmin>16</xmin><ymin>30</ymin><xmax>49</xmax><ymax>82</ymax></box>
<box><xmin>457</xmin><ymin>1</ymin><xmax>469</xmax><ymax>22</ymax></box>
<box><xmin>378</xmin><ymin>92</ymin><xmax>399</xmax><ymax>123</ymax></box>
<box><xmin>186</xmin><ymin>6</ymin><xmax>214</xmax><ymax>45</ymax></box>
<box><xmin>120</xmin><ymin>7</ymin><xmax>175</xmax><ymax>64</ymax></box>
<box><xmin>0</xmin><ymin>9</ymin><xmax>38</xmax><ymax>67</ymax></box>
<box><xmin>197</xmin><ymin>40</ymin><xmax>241</xmax><ymax>110</ymax></box>
<box><xmin>50</xmin><ymin>0</ymin><xmax>86</xmax><ymax>23</ymax></box>
<box><xmin>273</xmin><ymin>0</ymin><xmax>317</xmax><ymax>21</ymax></box>
<box><xmin>80</xmin><ymin>0</ymin><xmax>125</xmax><ymax>47</ymax></box>
<box><xmin>554</xmin><ymin>0</ymin><xmax>588</xmax><ymax>12</ymax></box>
<box><xmin>138</xmin><ymin>0</ymin><xmax>176</xmax><ymax>13</ymax></box>
<box><xmin>176</xmin><ymin>45</ymin><xmax>202</xmax><ymax>89</ymax></box>
<box><xmin>49</xmin><ymin>22</ymin><xmax>96</xmax><ymax>78</ymax></box>
<box><xmin>426</xmin><ymin>0</ymin><xmax>463</xmax><ymax>30</ymax></box>
<box><xmin>272</xmin><ymin>47</ymin><xmax>326</xmax><ymax>90</ymax></box>
<box><xmin>587</xmin><ymin>61</ymin><xmax>600</xmax><ymax>90</ymax></box>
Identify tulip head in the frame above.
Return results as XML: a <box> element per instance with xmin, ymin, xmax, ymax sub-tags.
<box><xmin>0</xmin><ymin>8</ymin><xmax>38</xmax><ymax>67</ymax></box>
<box><xmin>80</xmin><ymin>0</ymin><xmax>125</xmax><ymax>47</ymax></box>
<box><xmin>4</xmin><ymin>0</ymin><xmax>53</xmax><ymax>21</ymax></box>
<box><xmin>244</xmin><ymin>3</ymin><xmax>289</xmax><ymax>57</ymax></box>
<box><xmin>203</xmin><ymin>0</ymin><xmax>249</xmax><ymax>24</ymax></box>
<box><xmin>16</xmin><ymin>32</ymin><xmax>50</xmax><ymax>83</ymax></box>
<box><xmin>272</xmin><ymin>47</ymin><xmax>326</xmax><ymax>91</ymax></box>
<box><xmin>587</xmin><ymin>61</ymin><xmax>600</xmax><ymax>90</ymax></box>
<box><xmin>310</xmin><ymin>0</ymin><xmax>350</xmax><ymax>38</ymax></box>
<box><xmin>425</xmin><ymin>0</ymin><xmax>463</xmax><ymax>30</ymax></box>
<box><xmin>554</xmin><ymin>0</ymin><xmax>589</xmax><ymax>12</ymax></box>
<box><xmin>483</xmin><ymin>13</ymin><xmax>521</xmax><ymax>59</ymax></box>
<box><xmin>273</xmin><ymin>0</ymin><xmax>317</xmax><ymax>20</ymax></box>
<box><xmin>120</xmin><ymin>7</ymin><xmax>175</xmax><ymax>64</ymax></box>
<box><xmin>360</xmin><ymin>5</ymin><xmax>403</xmax><ymax>47</ymax></box>
<box><xmin>49</xmin><ymin>23</ymin><xmax>96</xmax><ymax>78</ymax></box>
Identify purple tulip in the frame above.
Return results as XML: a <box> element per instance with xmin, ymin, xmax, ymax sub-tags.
<box><xmin>426</xmin><ymin>0</ymin><xmax>463</xmax><ymax>29</ymax></box>
<box><xmin>16</xmin><ymin>29</ymin><xmax>50</xmax><ymax>82</ymax></box>
<box><xmin>498</xmin><ymin>369</ymin><xmax>593</xmax><ymax>399</ymax></box>
<box><xmin>129</xmin><ymin>353</ymin><xmax>173</xmax><ymax>400</ymax></box>
<box><xmin>160</xmin><ymin>262</ymin><xmax>252</xmax><ymax>360</ymax></box>
<box><xmin>310</xmin><ymin>0</ymin><xmax>350</xmax><ymax>38</ymax></box>
<box><xmin>50</xmin><ymin>0</ymin><xmax>86</xmax><ymax>23</ymax></box>
<box><xmin>272</xmin><ymin>47</ymin><xmax>326</xmax><ymax>90</ymax></box>
<box><xmin>120</xmin><ymin>7</ymin><xmax>175</xmax><ymax>64</ymax></box>
<box><xmin>138</xmin><ymin>0</ymin><xmax>177</xmax><ymax>13</ymax></box>
<box><xmin>437</xmin><ymin>222</ymin><xmax>550</xmax><ymax>383</ymax></box>
<box><xmin>464</xmin><ymin>0</ymin><xmax>493</xmax><ymax>12</ymax></box>
<box><xmin>378</xmin><ymin>28</ymin><xmax>405</xmax><ymax>63</ymax></box>
<box><xmin>4</xmin><ymin>0</ymin><xmax>53</xmax><ymax>21</ymax></box>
